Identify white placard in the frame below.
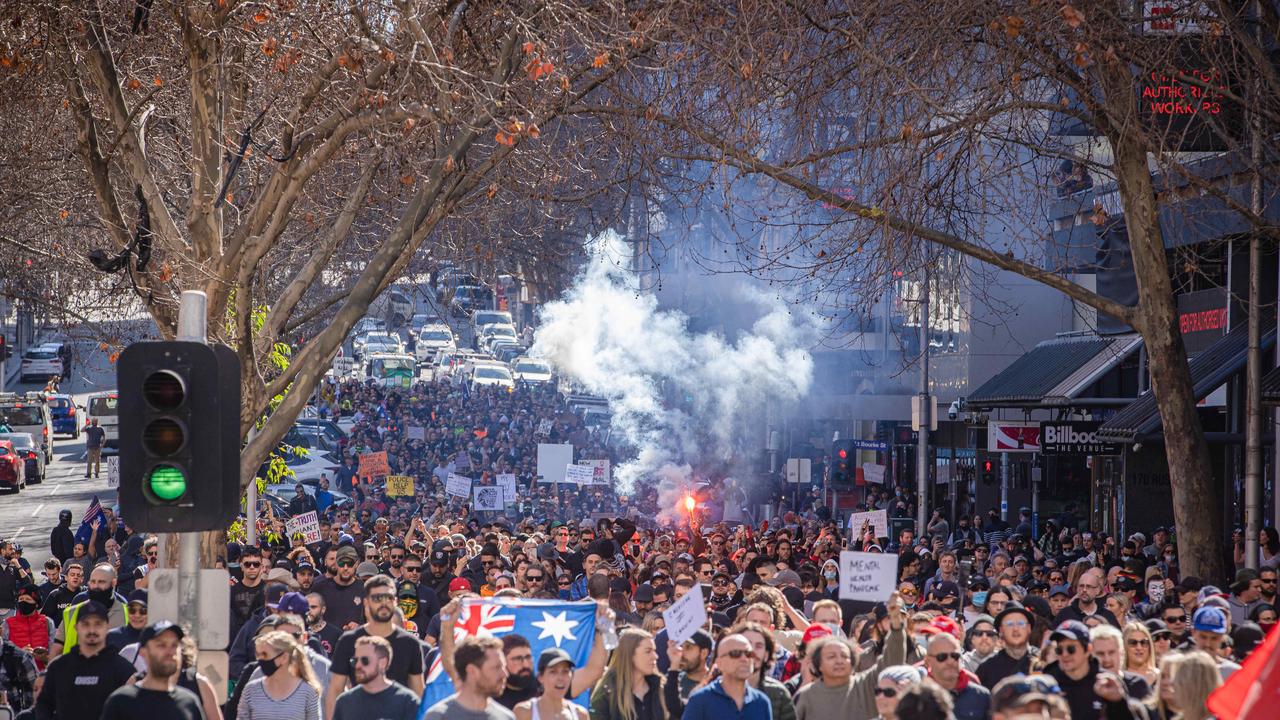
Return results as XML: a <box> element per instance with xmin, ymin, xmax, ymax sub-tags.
<box><xmin>537</xmin><ymin>443</ymin><xmax>574</xmax><ymax>483</ymax></box>
<box><xmin>838</xmin><ymin>551</ymin><xmax>898</xmax><ymax>602</ymax></box>
<box><xmin>662</xmin><ymin>582</ymin><xmax>707</xmax><ymax>644</ymax></box>
<box><xmin>564</xmin><ymin>464</ymin><xmax>595</xmax><ymax>485</ymax></box>
<box><xmin>537</xmin><ymin>419</ymin><xmax>553</xmax><ymax>436</ymax></box>
<box><xmin>862</xmin><ymin>463</ymin><xmax>886</xmax><ymax>485</ymax></box>
<box><xmin>407</xmin><ymin>426</ymin><xmax>426</xmax><ymax>441</ymax></box>
<box><xmin>496</xmin><ymin>474</ymin><xmax>517</xmax><ymax>503</ymax></box>
<box><xmin>847</xmin><ymin>509</ymin><xmax>889</xmax><ymax>538</ymax></box>
<box><xmin>107</xmin><ymin>456</ymin><xmax>120</xmax><ymax>489</ymax></box>
<box><xmin>285</xmin><ymin>511</ymin><xmax>321</xmax><ymax>544</ymax></box>
<box><xmin>581</xmin><ymin>459</ymin><xmax>610</xmax><ymax>485</ymax></box>
<box><xmin>472</xmin><ymin>485</ymin><xmax>504</xmax><ymax>511</ymax></box>
<box><xmin>454</xmin><ymin>452</ymin><xmax>472</xmax><ymax>470</ymax></box>
<box><xmin>785</xmin><ymin>458</ymin><xmax>812</xmax><ymax>484</ymax></box>
<box><xmin>446</xmin><ymin>473</ymin><xmax>473</xmax><ymax>498</ymax></box>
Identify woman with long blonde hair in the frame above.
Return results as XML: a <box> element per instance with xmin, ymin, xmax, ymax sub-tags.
<box><xmin>239</xmin><ymin>630</ymin><xmax>322</xmax><ymax>720</ymax></box>
<box><xmin>590</xmin><ymin>628</ymin><xmax>667</xmax><ymax>720</ymax></box>
<box><xmin>1171</xmin><ymin>651</ymin><xmax>1221</xmax><ymax>720</ymax></box>
<box><xmin>1152</xmin><ymin>652</ymin><xmax>1185</xmax><ymax>720</ymax></box>
<box><xmin>1122</xmin><ymin>621</ymin><xmax>1159</xmax><ymax>689</ymax></box>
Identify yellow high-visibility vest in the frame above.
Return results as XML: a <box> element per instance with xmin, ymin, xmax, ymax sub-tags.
<box><xmin>60</xmin><ymin>600</ymin><xmax>130</xmax><ymax>654</ymax></box>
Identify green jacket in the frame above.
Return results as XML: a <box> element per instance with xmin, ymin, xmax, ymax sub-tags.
<box><xmin>760</xmin><ymin>676</ymin><xmax>796</xmax><ymax>720</ymax></box>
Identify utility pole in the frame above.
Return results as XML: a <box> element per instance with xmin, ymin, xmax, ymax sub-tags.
<box><xmin>917</xmin><ymin>264</ymin><xmax>931</xmax><ymax>537</ymax></box>
<box><xmin>174</xmin><ymin>291</ymin><xmax>206</xmax><ymax>637</ymax></box>
<box><xmin>1244</xmin><ymin>0</ymin><xmax>1265</xmax><ymax>570</ymax></box>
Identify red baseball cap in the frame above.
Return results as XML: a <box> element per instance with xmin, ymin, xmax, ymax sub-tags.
<box><xmin>449</xmin><ymin>578</ymin><xmax>472</xmax><ymax>592</ymax></box>
<box><xmin>920</xmin><ymin>615</ymin><xmax>962</xmax><ymax>640</ymax></box>
<box><xmin>802</xmin><ymin>624</ymin><xmax>833</xmax><ymax>645</ymax></box>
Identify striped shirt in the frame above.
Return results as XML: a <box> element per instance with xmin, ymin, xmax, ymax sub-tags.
<box><xmin>238</xmin><ymin>677</ymin><xmax>322</xmax><ymax>720</ymax></box>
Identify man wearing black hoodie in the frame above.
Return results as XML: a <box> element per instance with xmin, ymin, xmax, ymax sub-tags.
<box><xmin>1040</xmin><ymin>621</ymin><xmax>1144</xmax><ymax>720</ymax></box>
<box><xmin>34</xmin><ymin>601</ymin><xmax>135</xmax><ymax>720</ymax></box>
<box><xmin>48</xmin><ymin>511</ymin><xmax>74</xmax><ymax>565</ymax></box>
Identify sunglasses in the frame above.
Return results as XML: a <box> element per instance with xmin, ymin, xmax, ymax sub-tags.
<box><xmin>1164</xmin><ymin>615</ymin><xmax>1187</xmax><ymax>623</ymax></box>
<box><xmin>558</xmin><ymin>578</ymin><xmax>572</xmax><ymax>586</ymax></box>
<box><xmin>1057</xmin><ymin>644</ymin><xmax>1083</xmax><ymax>655</ymax></box>
<box><xmin>719</xmin><ymin>649</ymin><xmax>753</xmax><ymax>659</ymax></box>
<box><xmin>242</xmin><ymin>562</ymin><xmax>262</xmax><ymax>569</ymax></box>
<box><xmin>352</xmin><ymin>656</ymin><xmax>378</xmax><ymax>667</ymax></box>
<box><xmin>971</xmin><ymin>630</ymin><xmax>998</xmax><ymax>638</ymax></box>
<box><xmin>1126</xmin><ymin>638</ymin><xmax>1151</xmax><ymax>647</ymax></box>
<box><xmin>403</xmin><ymin>566</ymin><xmax>422</xmax><ymax>573</ymax></box>
<box><xmin>527</xmin><ymin>574</ymin><xmax>544</xmax><ymax>581</ymax></box>
<box><xmin>874</xmin><ymin>687</ymin><xmax>900</xmax><ymax>698</ymax></box>
<box><xmin>337</xmin><ymin>560</ymin><xmax>356</xmax><ymax>568</ymax></box>
<box><xmin>932</xmin><ymin>652</ymin><xmax>961</xmax><ymax>663</ymax></box>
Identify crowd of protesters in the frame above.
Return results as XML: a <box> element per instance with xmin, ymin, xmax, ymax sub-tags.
<box><xmin>0</xmin><ymin>371</ymin><xmax>1275</xmax><ymax>719</ymax></box>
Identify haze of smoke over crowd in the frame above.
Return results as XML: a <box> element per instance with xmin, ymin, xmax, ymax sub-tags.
<box><xmin>531</xmin><ymin>230</ymin><xmax>816</xmax><ymax>497</ymax></box>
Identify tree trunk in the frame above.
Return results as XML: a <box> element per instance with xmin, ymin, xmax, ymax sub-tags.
<box><xmin>1107</xmin><ymin>81</ymin><xmax>1224</xmax><ymax>582</ymax></box>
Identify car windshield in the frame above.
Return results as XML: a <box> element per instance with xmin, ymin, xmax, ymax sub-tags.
<box><xmin>0</xmin><ymin>435</ymin><xmax>32</xmax><ymax>449</ymax></box>
<box><xmin>516</xmin><ymin>361</ymin><xmax>550</xmax><ymax>374</ymax></box>
<box><xmin>90</xmin><ymin>396</ymin><xmax>118</xmax><ymax>415</ymax></box>
<box><xmin>0</xmin><ymin>407</ymin><xmax>42</xmax><ymax>426</ymax></box>
<box><xmin>24</xmin><ymin>351</ymin><xmax>56</xmax><ymax>360</ymax></box>
<box><xmin>422</xmin><ymin>330</ymin><xmax>452</xmax><ymax>341</ymax></box>
<box><xmin>475</xmin><ymin>367</ymin><xmax>512</xmax><ymax>380</ymax></box>
<box><xmin>474</xmin><ymin>312</ymin><xmax>511</xmax><ymax>326</ymax></box>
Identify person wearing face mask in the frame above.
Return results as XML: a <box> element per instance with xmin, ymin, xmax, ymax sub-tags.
<box><xmin>51</xmin><ymin>564</ymin><xmax>128</xmax><ymax>656</ymax></box>
<box><xmin>961</xmin><ymin>577</ymin><xmax>990</xmax><ymax>626</ymax></box>
<box><xmin>5</xmin><ymin>585</ymin><xmax>53</xmax><ymax>672</ymax></box>
<box><xmin>238</xmin><ymin>629</ymin><xmax>323</xmax><ymax>720</ymax></box>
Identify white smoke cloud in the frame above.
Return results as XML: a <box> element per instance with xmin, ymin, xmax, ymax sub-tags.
<box><xmin>532</xmin><ymin>230</ymin><xmax>816</xmax><ymax>494</ymax></box>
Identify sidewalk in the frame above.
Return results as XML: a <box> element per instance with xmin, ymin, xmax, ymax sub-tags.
<box><xmin>1</xmin><ymin>322</ymin><xmax>54</xmax><ymax>392</ymax></box>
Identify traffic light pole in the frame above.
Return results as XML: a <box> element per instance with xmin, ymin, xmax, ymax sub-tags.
<box><xmin>175</xmin><ymin>291</ymin><xmax>206</xmax><ymax>649</ymax></box>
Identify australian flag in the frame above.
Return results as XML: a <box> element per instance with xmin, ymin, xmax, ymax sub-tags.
<box><xmin>418</xmin><ymin>598</ymin><xmax>597</xmax><ymax>718</ymax></box>
<box><xmin>74</xmin><ymin>495</ymin><xmax>106</xmax><ymax>547</ymax></box>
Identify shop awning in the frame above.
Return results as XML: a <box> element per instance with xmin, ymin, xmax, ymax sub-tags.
<box><xmin>967</xmin><ymin>333</ymin><xmax>1142</xmax><ymax>409</ymax></box>
<box><xmin>1261</xmin><ymin>363</ymin><xmax>1280</xmax><ymax>405</ymax></box>
<box><xmin>1096</xmin><ymin>324</ymin><xmax>1276</xmax><ymax>443</ymax></box>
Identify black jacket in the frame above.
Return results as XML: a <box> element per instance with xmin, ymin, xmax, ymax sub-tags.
<box><xmin>34</xmin><ymin>645</ymin><xmax>136</xmax><ymax>720</ymax></box>
<box><xmin>976</xmin><ymin>647</ymin><xmax>1036</xmax><ymax>689</ymax></box>
<box><xmin>49</xmin><ymin>525</ymin><xmax>74</xmax><ymax>564</ymax></box>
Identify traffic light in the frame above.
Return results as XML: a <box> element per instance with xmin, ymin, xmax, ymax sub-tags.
<box><xmin>117</xmin><ymin>342</ymin><xmax>241</xmax><ymax>532</ymax></box>
<box><xmin>0</xmin><ymin>335</ymin><xmax>8</xmax><ymax>361</ymax></box>
<box><xmin>982</xmin><ymin>459</ymin><xmax>995</xmax><ymax>485</ymax></box>
<box><xmin>831</xmin><ymin>439</ymin><xmax>853</xmax><ymax>487</ymax></box>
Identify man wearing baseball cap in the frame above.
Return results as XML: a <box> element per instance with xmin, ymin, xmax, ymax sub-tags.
<box><xmin>1043</xmin><ymin>620</ymin><xmax>1120</xmax><ymax>720</ymax></box>
<box><xmin>99</xmin><ymin>621</ymin><xmax>202</xmax><ymax>720</ymax></box>
<box><xmin>312</xmin><ymin>545</ymin><xmax>367</xmax><ymax>629</ymax></box>
<box><xmin>1190</xmin><ymin>606</ymin><xmax>1242</xmax><ymax>680</ymax></box>
<box><xmin>35</xmin><ymin>601</ymin><xmax>136</xmax><ymax>720</ymax></box>
<box><xmin>664</xmin><ymin>629</ymin><xmax>713</xmax><ymax>713</ymax></box>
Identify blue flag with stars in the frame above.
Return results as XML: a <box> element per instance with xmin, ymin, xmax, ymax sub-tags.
<box><xmin>419</xmin><ymin>597</ymin><xmax>598</xmax><ymax>718</ymax></box>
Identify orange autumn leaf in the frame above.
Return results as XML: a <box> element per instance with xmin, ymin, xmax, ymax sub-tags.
<box><xmin>486</xmin><ymin>183</ymin><xmax>498</xmax><ymax>199</ymax></box>
<box><xmin>127</xmin><ymin>77</ymin><xmax>141</xmax><ymax>90</ymax></box>
<box><xmin>153</xmin><ymin>76</ymin><xmax>163</xmax><ymax>87</ymax></box>
<box><xmin>443</xmin><ymin>156</ymin><xmax>456</xmax><ymax>172</ymax></box>
<box><xmin>495</xmin><ymin>131</ymin><xmax>516</xmax><ymax>147</ymax></box>
<box><xmin>1004</xmin><ymin>15</ymin><xmax>1025</xmax><ymax>39</ymax></box>
<box><xmin>253</xmin><ymin>9</ymin><xmax>271</xmax><ymax>24</ymax></box>
<box><xmin>262</xmin><ymin>37</ymin><xmax>278</xmax><ymax>57</ymax></box>
<box><xmin>521</xmin><ymin>41</ymin><xmax>536</xmax><ymax>55</ymax></box>
<box><xmin>98</xmin><ymin>342</ymin><xmax>109</xmax><ymax>351</ymax></box>
<box><xmin>157</xmin><ymin>263</ymin><xmax>173</xmax><ymax>282</ymax></box>
<box><xmin>592</xmin><ymin>52</ymin><xmax>610</xmax><ymax>68</ymax></box>
<box><xmin>400</xmin><ymin>173</ymin><xmax>415</xmax><ymax>186</ymax></box>
<box><xmin>108</xmin><ymin>352</ymin><xmax>120</xmax><ymax>364</ymax></box>
<box><xmin>58</xmin><ymin>209</ymin><xmax>69</xmax><ymax>220</ymax></box>
<box><xmin>1060</xmin><ymin>5</ymin><xmax>1086</xmax><ymax>29</ymax></box>
<box><xmin>505</xmin><ymin>118</ymin><xmax>525</xmax><ymax>134</ymax></box>
<box><xmin>526</xmin><ymin>123</ymin><xmax>540</xmax><ymax>140</ymax></box>
<box><xmin>560</xmin><ymin>76</ymin><xmax>570</xmax><ymax>91</ymax></box>
<box><xmin>225</xmin><ymin>191</ymin><xmax>234</xmax><ymax>203</ymax></box>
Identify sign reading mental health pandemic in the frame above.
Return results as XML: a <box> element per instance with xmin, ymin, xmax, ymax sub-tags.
<box><xmin>496</xmin><ymin>474</ymin><xmax>517</xmax><ymax>503</ymax></box>
<box><xmin>838</xmin><ymin>551</ymin><xmax>897</xmax><ymax>602</ymax></box>
<box><xmin>662</xmin><ymin>582</ymin><xmax>708</xmax><ymax>644</ymax></box>
<box><xmin>358</xmin><ymin>451</ymin><xmax>390</xmax><ymax>478</ymax></box>
<box><xmin>846</xmin><ymin>509</ymin><xmax>889</xmax><ymax>539</ymax></box>
<box><xmin>286</xmin><ymin>511</ymin><xmax>322</xmax><ymax>544</ymax></box>
<box><xmin>385</xmin><ymin>475</ymin><xmax>415</xmax><ymax>497</ymax></box>
<box><xmin>473</xmin><ymin>485</ymin><xmax>504</xmax><ymax>511</ymax></box>
<box><xmin>564</xmin><ymin>463</ymin><xmax>596</xmax><ymax>485</ymax></box>
<box><xmin>446</xmin><ymin>473</ymin><xmax>472</xmax><ymax>498</ymax></box>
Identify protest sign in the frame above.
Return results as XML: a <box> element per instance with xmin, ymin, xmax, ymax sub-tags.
<box><xmin>407</xmin><ymin>426</ymin><xmax>426</xmax><ymax>441</ymax></box>
<box><xmin>537</xmin><ymin>419</ymin><xmax>553</xmax><ymax>436</ymax></box>
<box><xmin>496</xmin><ymin>474</ymin><xmax>517</xmax><ymax>503</ymax></box>
<box><xmin>473</xmin><ymin>486</ymin><xmax>504</xmax><ymax>511</ymax></box>
<box><xmin>107</xmin><ymin>456</ymin><xmax>119</xmax><ymax>489</ymax></box>
<box><xmin>286</xmin><ymin>511</ymin><xmax>322</xmax><ymax>544</ymax></box>
<box><xmin>537</xmin><ymin>443</ymin><xmax>574</xmax><ymax>483</ymax></box>
<box><xmin>662</xmin><ymin>583</ymin><xmax>708</xmax><ymax>643</ymax></box>
<box><xmin>358</xmin><ymin>451</ymin><xmax>390</xmax><ymax>478</ymax></box>
<box><xmin>846</xmin><ymin>509</ymin><xmax>889</xmax><ymax>539</ymax></box>
<box><xmin>564</xmin><ymin>464</ymin><xmax>595</xmax><ymax>485</ymax></box>
<box><xmin>861</xmin><ymin>463</ymin><xmax>886</xmax><ymax>485</ymax></box>
<box><xmin>454</xmin><ymin>452</ymin><xmax>472</xmax><ymax>470</ymax></box>
<box><xmin>385</xmin><ymin>475</ymin><xmax>415</xmax><ymax>497</ymax></box>
<box><xmin>838</xmin><ymin>551</ymin><xmax>897</xmax><ymax>602</ymax></box>
<box><xmin>446</xmin><ymin>473</ymin><xmax>472</xmax><ymax>498</ymax></box>
<box><xmin>581</xmin><ymin>459</ymin><xmax>610</xmax><ymax>485</ymax></box>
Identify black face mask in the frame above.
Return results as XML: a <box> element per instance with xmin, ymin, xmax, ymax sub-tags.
<box><xmin>260</xmin><ymin>654</ymin><xmax>284</xmax><ymax>677</ymax></box>
<box><xmin>88</xmin><ymin>587</ymin><xmax>113</xmax><ymax>605</ymax></box>
<box><xmin>17</xmin><ymin>600</ymin><xmax>37</xmax><ymax>615</ymax></box>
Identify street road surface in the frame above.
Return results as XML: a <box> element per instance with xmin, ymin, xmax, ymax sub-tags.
<box><xmin>1</xmin><ymin>335</ymin><xmax>119</xmax><ymax>572</ymax></box>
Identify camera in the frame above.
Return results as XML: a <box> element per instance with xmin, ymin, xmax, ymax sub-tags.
<box><xmin>948</xmin><ymin>398</ymin><xmax>963</xmax><ymax>421</ymax></box>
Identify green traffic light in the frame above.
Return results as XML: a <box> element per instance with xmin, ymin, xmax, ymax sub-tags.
<box><xmin>148</xmin><ymin>465</ymin><xmax>187</xmax><ymax>501</ymax></box>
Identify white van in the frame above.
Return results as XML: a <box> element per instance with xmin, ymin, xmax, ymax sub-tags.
<box><xmin>0</xmin><ymin>393</ymin><xmax>53</xmax><ymax>462</ymax></box>
<box><xmin>84</xmin><ymin>391</ymin><xmax>120</xmax><ymax>450</ymax></box>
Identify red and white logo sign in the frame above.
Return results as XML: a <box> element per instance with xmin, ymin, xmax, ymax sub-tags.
<box><xmin>987</xmin><ymin>422</ymin><xmax>1041</xmax><ymax>453</ymax></box>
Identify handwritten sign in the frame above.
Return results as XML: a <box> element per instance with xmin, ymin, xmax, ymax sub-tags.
<box><xmin>564</xmin><ymin>463</ymin><xmax>595</xmax><ymax>485</ymax></box>
<box><xmin>537</xmin><ymin>443</ymin><xmax>573</xmax><ymax>483</ymax></box>
<box><xmin>385</xmin><ymin>475</ymin><xmax>415</xmax><ymax>497</ymax></box>
<box><xmin>107</xmin><ymin>456</ymin><xmax>120</xmax><ymax>489</ymax></box>
<box><xmin>286</xmin><ymin>511</ymin><xmax>321</xmax><ymax>544</ymax></box>
<box><xmin>496</xmin><ymin>474</ymin><xmax>517</xmax><ymax>504</ymax></box>
<box><xmin>454</xmin><ymin>452</ymin><xmax>471</xmax><ymax>470</ymax></box>
<box><xmin>847</xmin><ymin>509</ymin><xmax>889</xmax><ymax>539</ymax></box>
<box><xmin>407</xmin><ymin>426</ymin><xmax>426</xmax><ymax>441</ymax></box>
<box><xmin>473</xmin><ymin>485</ymin><xmax>504</xmax><ymax>511</ymax></box>
<box><xmin>446</xmin><ymin>473</ymin><xmax>472</xmax><ymax>498</ymax></box>
<box><xmin>662</xmin><ymin>582</ymin><xmax>708</xmax><ymax>644</ymax></box>
<box><xmin>358</xmin><ymin>451</ymin><xmax>390</xmax><ymax>478</ymax></box>
<box><xmin>861</xmin><ymin>463</ymin><xmax>886</xmax><ymax>485</ymax></box>
<box><xmin>838</xmin><ymin>551</ymin><xmax>897</xmax><ymax>602</ymax></box>
<box><xmin>581</xmin><ymin>459</ymin><xmax>610</xmax><ymax>485</ymax></box>
<box><xmin>537</xmin><ymin>419</ymin><xmax>553</xmax><ymax>436</ymax></box>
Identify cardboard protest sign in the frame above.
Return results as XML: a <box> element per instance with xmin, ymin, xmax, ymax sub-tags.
<box><xmin>472</xmin><ymin>485</ymin><xmax>504</xmax><ymax>511</ymax></box>
<box><xmin>581</xmin><ymin>459</ymin><xmax>610</xmax><ymax>485</ymax></box>
<box><xmin>838</xmin><ymin>551</ymin><xmax>897</xmax><ymax>602</ymax></box>
<box><xmin>846</xmin><ymin>509</ymin><xmax>889</xmax><ymax>538</ymax></box>
<box><xmin>662</xmin><ymin>583</ymin><xmax>708</xmax><ymax>643</ymax></box>
<box><xmin>454</xmin><ymin>452</ymin><xmax>472</xmax><ymax>470</ymax></box>
<box><xmin>496</xmin><ymin>474</ymin><xmax>517</xmax><ymax>504</ymax></box>
<box><xmin>537</xmin><ymin>444</ymin><xmax>573</xmax><ymax>483</ymax></box>
<box><xmin>385</xmin><ymin>475</ymin><xmax>415</xmax><ymax>497</ymax></box>
<box><xmin>407</xmin><ymin>426</ymin><xmax>426</xmax><ymax>441</ymax></box>
<box><xmin>862</xmin><ymin>463</ymin><xmax>886</xmax><ymax>485</ymax></box>
<box><xmin>286</xmin><ymin>511</ymin><xmax>322</xmax><ymax>544</ymax></box>
<box><xmin>446</xmin><ymin>473</ymin><xmax>472</xmax><ymax>498</ymax></box>
<box><xmin>564</xmin><ymin>464</ymin><xmax>595</xmax><ymax>485</ymax></box>
<box><xmin>358</xmin><ymin>451</ymin><xmax>390</xmax><ymax>478</ymax></box>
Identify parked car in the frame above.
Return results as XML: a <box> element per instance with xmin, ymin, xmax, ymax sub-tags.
<box><xmin>46</xmin><ymin>393</ymin><xmax>80</xmax><ymax>438</ymax></box>
<box><xmin>471</xmin><ymin>310</ymin><xmax>513</xmax><ymax>337</ymax></box>
<box><xmin>415</xmin><ymin>326</ymin><xmax>457</xmax><ymax>365</ymax></box>
<box><xmin>84</xmin><ymin>391</ymin><xmax>119</xmax><ymax>451</ymax></box>
<box><xmin>0</xmin><ymin>393</ymin><xmax>52</xmax><ymax>463</ymax></box>
<box><xmin>511</xmin><ymin>358</ymin><xmax>554</xmax><ymax>384</ymax></box>
<box><xmin>478</xmin><ymin>324</ymin><xmax>518</xmax><ymax>352</ymax></box>
<box><xmin>0</xmin><ymin>440</ymin><xmax>24</xmax><ymax>491</ymax></box>
<box><xmin>0</xmin><ymin>433</ymin><xmax>43</xmax><ymax>484</ymax></box>
<box><xmin>18</xmin><ymin>347</ymin><xmax>62</xmax><ymax>384</ymax></box>
<box><xmin>470</xmin><ymin>363</ymin><xmax>515</xmax><ymax>392</ymax></box>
